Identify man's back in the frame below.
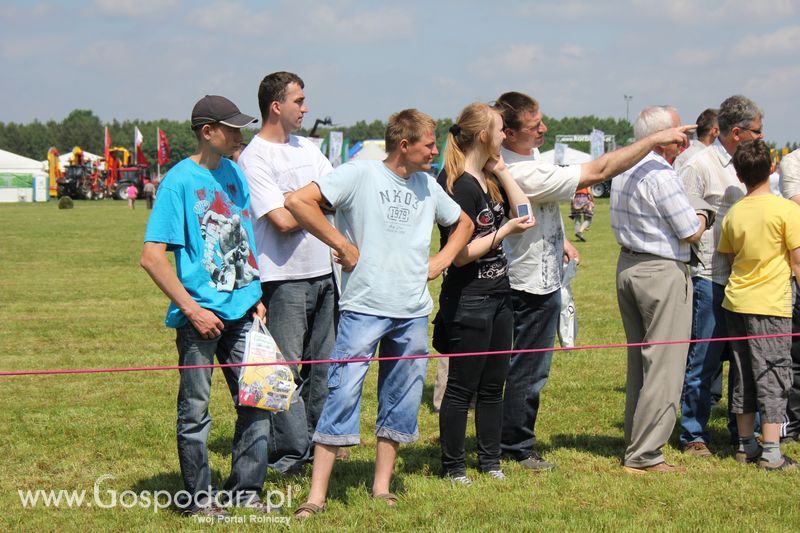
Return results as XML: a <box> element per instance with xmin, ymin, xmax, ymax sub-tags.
<box><xmin>719</xmin><ymin>194</ymin><xmax>800</xmax><ymax>317</ymax></box>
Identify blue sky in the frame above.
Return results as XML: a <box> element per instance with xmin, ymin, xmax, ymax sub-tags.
<box><xmin>1</xmin><ymin>0</ymin><xmax>799</xmax><ymax>144</ymax></box>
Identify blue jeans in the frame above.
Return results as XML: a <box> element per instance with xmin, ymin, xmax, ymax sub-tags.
<box><xmin>262</xmin><ymin>275</ymin><xmax>335</xmax><ymax>473</ymax></box>
<box><xmin>313</xmin><ymin>312</ymin><xmax>429</xmax><ymax>446</ymax></box>
<box><xmin>438</xmin><ymin>292</ymin><xmax>512</xmax><ymax>474</ymax></box>
<box><xmin>175</xmin><ymin>315</ymin><xmax>270</xmax><ymax>511</ymax></box>
<box><xmin>501</xmin><ymin>289</ymin><xmax>561</xmax><ymax>460</ymax></box>
<box><xmin>679</xmin><ymin>278</ymin><xmax>733</xmax><ymax>445</ymax></box>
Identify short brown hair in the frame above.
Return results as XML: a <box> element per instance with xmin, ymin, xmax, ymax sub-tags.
<box><xmin>258</xmin><ymin>71</ymin><xmax>304</xmax><ymax>120</ymax></box>
<box><xmin>385</xmin><ymin>109</ymin><xmax>436</xmax><ymax>152</ymax></box>
<box><xmin>494</xmin><ymin>91</ymin><xmax>539</xmax><ymax>132</ymax></box>
<box><xmin>732</xmin><ymin>140</ymin><xmax>771</xmax><ymax>188</ymax></box>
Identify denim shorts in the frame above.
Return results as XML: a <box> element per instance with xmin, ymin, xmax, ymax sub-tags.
<box><xmin>312</xmin><ymin>311</ymin><xmax>429</xmax><ymax>446</ymax></box>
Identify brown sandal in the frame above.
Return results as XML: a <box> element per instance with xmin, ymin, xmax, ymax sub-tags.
<box><xmin>294</xmin><ymin>501</ymin><xmax>326</xmax><ymax>519</ymax></box>
<box><xmin>371</xmin><ymin>492</ymin><xmax>398</xmax><ymax>506</ymax></box>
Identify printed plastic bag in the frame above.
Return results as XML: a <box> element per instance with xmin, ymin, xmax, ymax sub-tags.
<box><xmin>238</xmin><ymin>319</ymin><xmax>297</xmax><ymax>412</ymax></box>
<box><xmin>558</xmin><ymin>259</ymin><xmax>579</xmax><ymax>348</ymax></box>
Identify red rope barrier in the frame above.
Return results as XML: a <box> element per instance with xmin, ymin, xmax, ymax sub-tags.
<box><xmin>1</xmin><ymin>332</ymin><xmax>798</xmax><ymax>378</ymax></box>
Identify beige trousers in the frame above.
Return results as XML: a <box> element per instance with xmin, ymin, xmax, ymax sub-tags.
<box><xmin>616</xmin><ymin>251</ymin><xmax>692</xmax><ymax>467</ymax></box>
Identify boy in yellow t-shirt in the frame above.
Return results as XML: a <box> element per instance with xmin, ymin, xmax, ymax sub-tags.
<box><xmin>719</xmin><ymin>139</ymin><xmax>800</xmax><ymax>470</ymax></box>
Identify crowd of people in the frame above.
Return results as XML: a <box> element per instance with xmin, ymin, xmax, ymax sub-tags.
<box><xmin>138</xmin><ymin>71</ymin><xmax>800</xmax><ymax>519</ymax></box>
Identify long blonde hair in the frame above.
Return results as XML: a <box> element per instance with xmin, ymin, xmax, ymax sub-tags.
<box><xmin>443</xmin><ymin>102</ymin><xmax>502</xmax><ymax>202</ymax></box>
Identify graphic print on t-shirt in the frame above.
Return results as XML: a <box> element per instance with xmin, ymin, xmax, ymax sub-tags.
<box><xmin>195</xmin><ymin>188</ymin><xmax>259</xmax><ymax>292</ymax></box>
<box><xmin>473</xmin><ymin>202</ymin><xmax>508</xmax><ymax>279</ymax></box>
<box><xmin>379</xmin><ymin>187</ymin><xmax>421</xmax><ymax>234</ymax></box>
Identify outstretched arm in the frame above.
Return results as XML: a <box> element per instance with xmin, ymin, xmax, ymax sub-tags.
<box><xmin>577</xmin><ymin>124</ymin><xmax>697</xmax><ymax>188</ymax></box>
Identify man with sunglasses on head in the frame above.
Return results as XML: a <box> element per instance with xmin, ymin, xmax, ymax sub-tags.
<box><xmin>494</xmin><ymin>91</ymin><xmax>695</xmax><ymax>472</ymax></box>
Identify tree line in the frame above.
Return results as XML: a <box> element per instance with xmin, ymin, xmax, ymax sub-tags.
<box><xmin>3</xmin><ymin>109</ymin><xmax>797</xmax><ymax>172</ymax></box>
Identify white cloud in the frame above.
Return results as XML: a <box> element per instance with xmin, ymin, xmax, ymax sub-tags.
<box><xmin>516</xmin><ymin>1</ymin><xmax>606</xmax><ymax>19</ymax></box>
<box><xmin>185</xmin><ymin>1</ymin><xmax>413</xmax><ymax>43</ymax></box>
<box><xmin>732</xmin><ymin>25</ymin><xmax>800</xmax><ymax>58</ymax></box>
<box><xmin>186</xmin><ymin>1</ymin><xmax>270</xmax><ymax>35</ymax></box>
<box><xmin>472</xmin><ymin>44</ymin><xmax>542</xmax><ymax>77</ymax></box>
<box><xmin>636</xmin><ymin>0</ymin><xmax>795</xmax><ymax>23</ymax></box>
<box><xmin>559</xmin><ymin>45</ymin><xmax>586</xmax><ymax>61</ymax></box>
<box><xmin>307</xmin><ymin>5</ymin><xmax>413</xmax><ymax>42</ymax></box>
<box><xmin>92</xmin><ymin>0</ymin><xmax>180</xmax><ymax>17</ymax></box>
<box><xmin>671</xmin><ymin>49</ymin><xmax>720</xmax><ymax>68</ymax></box>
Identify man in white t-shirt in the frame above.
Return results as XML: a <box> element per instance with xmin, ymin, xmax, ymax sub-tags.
<box><xmin>494</xmin><ymin>91</ymin><xmax>695</xmax><ymax>471</ymax></box>
<box><xmin>238</xmin><ymin>72</ymin><xmax>335</xmax><ymax>476</ymax></box>
<box><xmin>672</xmin><ymin>108</ymin><xmax>719</xmax><ymax>173</ymax></box>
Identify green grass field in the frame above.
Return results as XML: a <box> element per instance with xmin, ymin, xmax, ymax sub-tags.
<box><xmin>1</xmin><ymin>199</ymin><xmax>798</xmax><ymax>531</ymax></box>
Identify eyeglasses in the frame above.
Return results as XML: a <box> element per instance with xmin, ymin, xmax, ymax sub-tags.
<box><xmin>519</xmin><ymin>121</ymin><xmax>545</xmax><ymax>134</ymax></box>
<box><xmin>739</xmin><ymin>126</ymin><xmax>763</xmax><ymax>136</ymax></box>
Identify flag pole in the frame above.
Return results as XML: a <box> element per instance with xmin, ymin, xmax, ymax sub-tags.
<box><xmin>156</xmin><ymin>127</ymin><xmax>160</xmax><ymax>180</ymax></box>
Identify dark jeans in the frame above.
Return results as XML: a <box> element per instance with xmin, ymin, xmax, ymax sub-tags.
<box><xmin>679</xmin><ymin>278</ymin><xmax>731</xmax><ymax>445</ymax></box>
<box><xmin>262</xmin><ymin>275</ymin><xmax>335</xmax><ymax>473</ymax></box>
<box><xmin>501</xmin><ymin>289</ymin><xmax>561</xmax><ymax>460</ymax></box>
<box><xmin>439</xmin><ymin>292</ymin><xmax>512</xmax><ymax>474</ymax></box>
<box><xmin>786</xmin><ymin>282</ymin><xmax>800</xmax><ymax>438</ymax></box>
<box><xmin>175</xmin><ymin>315</ymin><xmax>270</xmax><ymax>511</ymax></box>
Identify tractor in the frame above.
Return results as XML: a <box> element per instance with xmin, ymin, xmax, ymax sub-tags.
<box><xmin>105</xmin><ymin>147</ymin><xmax>151</xmax><ymax>200</ymax></box>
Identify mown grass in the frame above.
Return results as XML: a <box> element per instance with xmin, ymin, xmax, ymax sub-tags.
<box><xmin>1</xmin><ymin>199</ymin><xmax>798</xmax><ymax>531</ymax></box>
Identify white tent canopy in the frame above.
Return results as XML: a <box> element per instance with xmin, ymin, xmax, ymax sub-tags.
<box><xmin>41</xmin><ymin>150</ymin><xmax>103</xmax><ymax>172</ymax></box>
<box><xmin>350</xmin><ymin>140</ymin><xmax>387</xmax><ymax>161</ymax></box>
<box><xmin>539</xmin><ymin>146</ymin><xmax>592</xmax><ymax>165</ymax></box>
<box><xmin>0</xmin><ymin>149</ymin><xmax>47</xmax><ymax>177</ymax></box>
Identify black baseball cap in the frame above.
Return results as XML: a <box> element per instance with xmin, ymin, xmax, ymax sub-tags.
<box><xmin>191</xmin><ymin>95</ymin><xmax>257</xmax><ymax>129</ymax></box>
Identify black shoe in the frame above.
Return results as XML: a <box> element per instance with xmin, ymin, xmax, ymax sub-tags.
<box><xmin>508</xmin><ymin>450</ymin><xmax>556</xmax><ymax>472</ymax></box>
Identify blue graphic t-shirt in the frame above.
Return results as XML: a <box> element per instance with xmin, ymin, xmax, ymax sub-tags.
<box><xmin>144</xmin><ymin>157</ymin><xmax>262</xmax><ymax>328</ymax></box>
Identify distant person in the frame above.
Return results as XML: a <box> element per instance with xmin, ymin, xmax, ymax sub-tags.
<box><xmin>611</xmin><ymin>105</ymin><xmax>707</xmax><ymax>474</ymax></box>
<box><xmin>139</xmin><ymin>95</ymin><xmax>271</xmax><ymax>517</ymax></box>
<box><xmin>673</xmin><ymin>108</ymin><xmax>719</xmax><ymax>173</ymax></box>
<box><xmin>569</xmin><ymin>187</ymin><xmax>594</xmax><ymax>241</ymax></box>
<box><xmin>779</xmin><ymin>147</ymin><xmax>800</xmax><ymax>443</ymax></box>
<box><xmin>126</xmin><ymin>184</ymin><xmax>138</xmax><ymax>209</ymax></box>
<box><xmin>286</xmin><ymin>109</ymin><xmax>472</xmax><ymax>518</ymax></box>
<box><xmin>436</xmin><ymin>103</ymin><xmax>535</xmax><ymax>484</ymax></box>
<box><xmin>239</xmin><ymin>71</ymin><xmax>336</xmax><ymax>476</ymax></box>
<box><xmin>720</xmin><ymin>139</ymin><xmax>800</xmax><ymax>470</ymax></box>
<box><xmin>143</xmin><ymin>180</ymin><xmax>155</xmax><ymax>209</ymax></box>
<box><xmin>679</xmin><ymin>95</ymin><xmax>763</xmax><ymax>456</ymax></box>
<box><xmin>494</xmin><ymin>91</ymin><xmax>696</xmax><ymax>472</ymax></box>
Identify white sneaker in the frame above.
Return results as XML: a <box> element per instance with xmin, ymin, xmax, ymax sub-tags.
<box><xmin>486</xmin><ymin>470</ymin><xmax>506</xmax><ymax>480</ymax></box>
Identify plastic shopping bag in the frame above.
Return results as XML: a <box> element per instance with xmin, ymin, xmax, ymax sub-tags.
<box><xmin>557</xmin><ymin>259</ymin><xmax>579</xmax><ymax>348</ymax></box>
<box><xmin>238</xmin><ymin>319</ymin><xmax>297</xmax><ymax>412</ymax></box>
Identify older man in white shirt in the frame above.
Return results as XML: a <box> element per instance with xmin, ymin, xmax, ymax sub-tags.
<box><xmin>612</xmin><ymin>106</ymin><xmax>708</xmax><ymax>474</ymax></box>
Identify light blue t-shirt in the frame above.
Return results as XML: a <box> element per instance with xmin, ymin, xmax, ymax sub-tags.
<box><xmin>316</xmin><ymin>160</ymin><xmax>461</xmax><ymax>318</ymax></box>
<box><xmin>144</xmin><ymin>158</ymin><xmax>262</xmax><ymax>328</ymax></box>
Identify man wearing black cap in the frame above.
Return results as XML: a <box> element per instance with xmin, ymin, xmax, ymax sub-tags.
<box><xmin>140</xmin><ymin>95</ymin><xmax>271</xmax><ymax>517</ymax></box>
